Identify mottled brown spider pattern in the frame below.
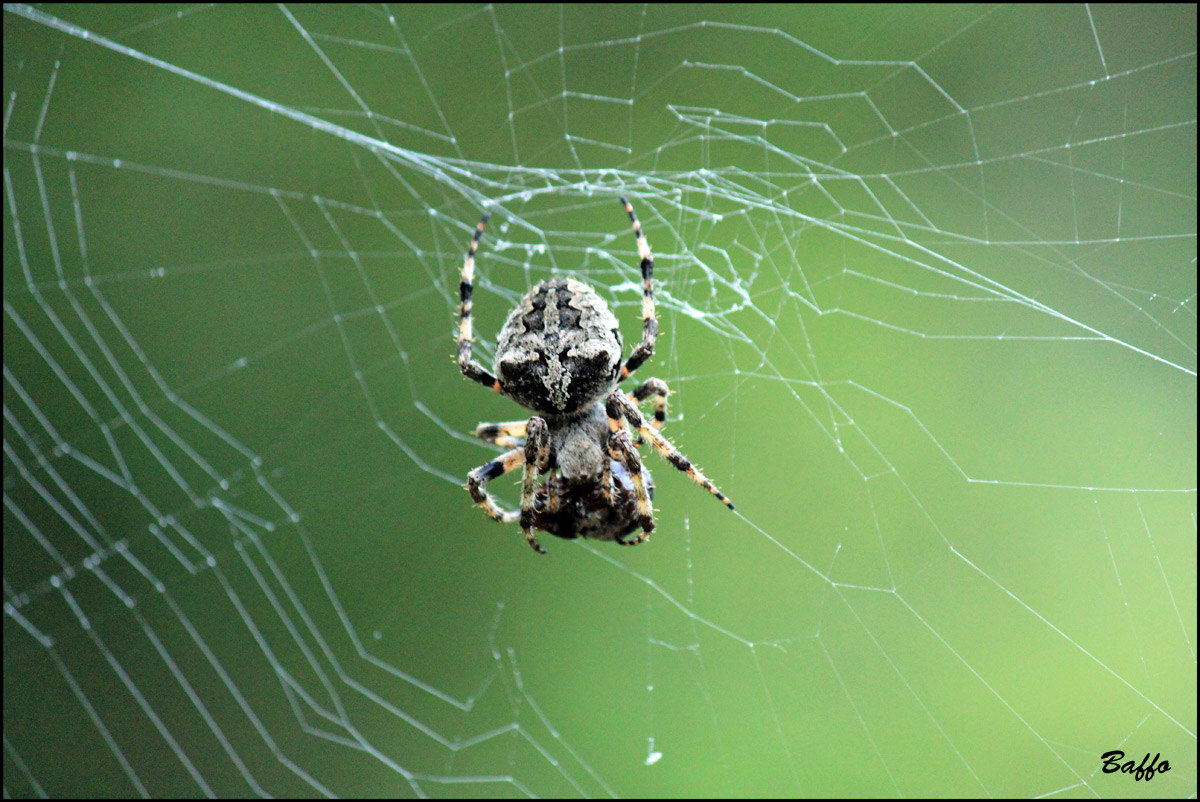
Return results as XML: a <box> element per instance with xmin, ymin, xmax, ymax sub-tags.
<box><xmin>458</xmin><ymin>198</ymin><xmax>734</xmax><ymax>554</ymax></box>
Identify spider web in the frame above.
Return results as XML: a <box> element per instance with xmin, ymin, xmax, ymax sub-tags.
<box><xmin>3</xmin><ymin>4</ymin><xmax>1195</xmax><ymax>798</ymax></box>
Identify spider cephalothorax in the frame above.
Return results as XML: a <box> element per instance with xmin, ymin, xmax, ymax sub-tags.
<box><xmin>456</xmin><ymin>198</ymin><xmax>734</xmax><ymax>554</ymax></box>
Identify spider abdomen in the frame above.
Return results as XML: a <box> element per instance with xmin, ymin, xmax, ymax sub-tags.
<box><xmin>494</xmin><ymin>278</ymin><xmax>623</xmax><ymax>415</ymax></box>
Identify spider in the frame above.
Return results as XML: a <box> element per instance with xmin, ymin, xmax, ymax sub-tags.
<box><xmin>457</xmin><ymin>197</ymin><xmax>734</xmax><ymax>554</ymax></box>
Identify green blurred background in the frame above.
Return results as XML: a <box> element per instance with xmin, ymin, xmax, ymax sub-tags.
<box><xmin>3</xmin><ymin>4</ymin><xmax>1195</xmax><ymax>798</ymax></box>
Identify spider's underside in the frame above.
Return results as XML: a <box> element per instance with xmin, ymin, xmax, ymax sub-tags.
<box><xmin>457</xmin><ymin>198</ymin><xmax>733</xmax><ymax>554</ymax></box>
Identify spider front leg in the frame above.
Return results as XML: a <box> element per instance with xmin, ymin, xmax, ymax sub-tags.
<box><xmin>608</xmin><ymin>428</ymin><xmax>654</xmax><ymax>545</ymax></box>
<box><xmin>467</xmin><ymin>448</ymin><xmax>525</xmax><ymax>523</ymax></box>
<box><xmin>520</xmin><ymin>417</ymin><xmax>551</xmax><ymax>554</ymax></box>
<box><xmin>606</xmin><ymin>389</ymin><xmax>735</xmax><ymax>511</ymax></box>
<box><xmin>618</xmin><ymin>197</ymin><xmax>657</xmax><ymax>381</ymax></box>
<box><xmin>457</xmin><ymin>213</ymin><xmax>503</xmax><ymax>393</ymax></box>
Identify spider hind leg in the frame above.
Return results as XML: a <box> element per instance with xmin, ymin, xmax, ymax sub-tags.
<box><xmin>457</xmin><ymin>213</ymin><xmax>503</xmax><ymax>393</ymax></box>
<box><xmin>618</xmin><ymin>197</ymin><xmax>657</xmax><ymax>381</ymax></box>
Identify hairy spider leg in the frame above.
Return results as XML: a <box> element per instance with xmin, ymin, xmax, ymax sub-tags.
<box><xmin>606</xmin><ymin>390</ymin><xmax>735</xmax><ymax>511</ymax></box>
<box><xmin>630</xmin><ymin>377</ymin><xmax>669</xmax><ymax>430</ymax></box>
<box><xmin>600</xmin><ymin>456</ymin><xmax>613</xmax><ymax>503</ymax></box>
<box><xmin>457</xmin><ymin>213</ymin><xmax>503</xmax><ymax>392</ymax></box>
<box><xmin>544</xmin><ymin>468</ymin><xmax>560</xmax><ymax>514</ymax></box>
<box><xmin>520</xmin><ymin>417</ymin><xmax>551</xmax><ymax>554</ymax></box>
<box><xmin>607</xmin><ymin>428</ymin><xmax>654</xmax><ymax>545</ymax></box>
<box><xmin>475</xmin><ymin>419</ymin><xmax>528</xmax><ymax>448</ymax></box>
<box><xmin>467</xmin><ymin>447</ymin><xmax>524</xmax><ymax>523</ymax></box>
<box><xmin>618</xmin><ymin>197</ymin><xmax>657</xmax><ymax>381</ymax></box>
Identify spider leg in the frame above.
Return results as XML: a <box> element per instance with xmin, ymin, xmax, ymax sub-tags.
<box><xmin>457</xmin><ymin>213</ymin><xmax>503</xmax><ymax>393</ymax></box>
<box><xmin>475</xmin><ymin>419</ymin><xmax>527</xmax><ymax>448</ymax></box>
<box><xmin>617</xmin><ymin>197</ymin><xmax>657</xmax><ymax>381</ymax></box>
<box><xmin>601</xmin><ymin>458</ymin><xmax>613</xmax><ymax>502</ymax></box>
<box><xmin>520</xmin><ymin>417</ymin><xmax>551</xmax><ymax>554</ymax></box>
<box><xmin>467</xmin><ymin>447</ymin><xmax>524</xmax><ymax>523</ymax></box>
<box><xmin>629</xmin><ymin>377</ymin><xmax>669</xmax><ymax>431</ymax></box>
<box><xmin>608</xmin><ymin>428</ymin><xmax>654</xmax><ymax>545</ymax></box>
<box><xmin>545</xmin><ymin>468</ymin><xmax>560</xmax><ymax>514</ymax></box>
<box><xmin>606</xmin><ymin>389</ymin><xmax>735</xmax><ymax>511</ymax></box>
